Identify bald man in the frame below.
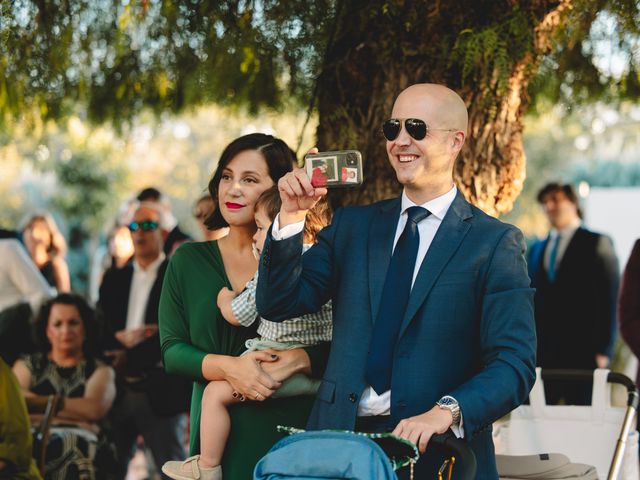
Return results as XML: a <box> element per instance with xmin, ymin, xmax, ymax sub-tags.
<box><xmin>256</xmin><ymin>83</ymin><xmax>536</xmax><ymax>478</ymax></box>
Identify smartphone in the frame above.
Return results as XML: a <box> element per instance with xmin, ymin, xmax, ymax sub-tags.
<box><xmin>304</xmin><ymin>150</ymin><xmax>363</xmax><ymax>188</ymax></box>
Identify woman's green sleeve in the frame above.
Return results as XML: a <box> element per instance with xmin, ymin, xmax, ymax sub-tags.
<box><xmin>159</xmin><ymin>254</ymin><xmax>206</xmax><ymax>380</ymax></box>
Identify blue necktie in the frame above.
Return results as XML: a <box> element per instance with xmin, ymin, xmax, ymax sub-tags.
<box><xmin>547</xmin><ymin>234</ymin><xmax>560</xmax><ymax>282</ymax></box>
<box><xmin>365</xmin><ymin>206</ymin><xmax>431</xmax><ymax>394</ymax></box>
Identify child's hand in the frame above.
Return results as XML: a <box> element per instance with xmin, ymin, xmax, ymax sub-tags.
<box><xmin>217</xmin><ymin>287</ymin><xmax>237</xmax><ymax>308</ymax></box>
<box><xmin>217</xmin><ymin>287</ymin><xmax>242</xmax><ymax>326</ymax></box>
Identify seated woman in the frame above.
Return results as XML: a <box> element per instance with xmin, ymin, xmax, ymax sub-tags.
<box><xmin>159</xmin><ymin>133</ymin><xmax>330</xmax><ymax>479</ymax></box>
<box><xmin>21</xmin><ymin>214</ymin><xmax>71</xmax><ymax>292</ymax></box>
<box><xmin>12</xmin><ymin>293</ymin><xmax>116</xmax><ymax>480</ymax></box>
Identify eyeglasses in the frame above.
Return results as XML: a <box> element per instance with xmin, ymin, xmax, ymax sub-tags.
<box><xmin>128</xmin><ymin>220</ymin><xmax>159</xmax><ymax>232</ymax></box>
<box><xmin>382</xmin><ymin>118</ymin><xmax>457</xmax><ymax>141</ymax></box>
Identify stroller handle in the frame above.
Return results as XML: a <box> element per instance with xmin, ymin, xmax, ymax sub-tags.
<box><xmin>430</xmin><ymin>431</ymin><xmax>477</xmax><ymax>480</ymax></box>
<box><xmin>541</xmin><ymin>369</ymin><xmax>640</xmax><ymax>409</ymax></box>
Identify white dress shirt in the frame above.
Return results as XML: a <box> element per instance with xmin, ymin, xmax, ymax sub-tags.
<box><xmin>543</xmin><ymin>218</ymin><xmax>582</xmax><ymax>275</ymax></box>
<box><xmin>125</xmin><ymin>253</ymin><xmax>165</xmax><ymax>331</ymax></box>
<box><xmin>272</xmin><ymin>186</ymin><xmax>463</xmax><ymax>434</ymax></box>
<box><xmin>0</xmin><ymin>239</ymin><xmax>54</xmax><ymax>314</ymax></box>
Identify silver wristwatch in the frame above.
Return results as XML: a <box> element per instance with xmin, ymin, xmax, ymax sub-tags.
<box><xmin>436</xmin><ymin>395</ymin><xmax>461</xmax><ymax>426</ymax></box>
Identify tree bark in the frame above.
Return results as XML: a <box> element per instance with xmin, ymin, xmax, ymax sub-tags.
<box><xmin>315</xmin><ymin>0</ymin><xmax>569</xmax><ymax>217</ymax></box>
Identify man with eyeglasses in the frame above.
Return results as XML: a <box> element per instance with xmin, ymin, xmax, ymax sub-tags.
<box><xmin>256</xmin><ymin>83</ymin><xmax>536</xmax><ymax>479</ymax></box>
<box><xmin>98</xmin><ymin>203</ymin><xmax>188</xmax><ymax>479</ymax></box>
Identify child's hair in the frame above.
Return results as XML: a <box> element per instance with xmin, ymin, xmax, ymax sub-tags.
<box><xmin>304</xmin><ymin>198</ymin><xmax>332</xmax><ymax>244</ymax></box>
<box><xmin>254</xmin><ymin>186</ymin><xmax>333</xmax><ymax>244</ymax></box>
<box><xmin>255</xmin><ymin>186</ymin><xmax>282</xmax><ymax>222</ymax></box>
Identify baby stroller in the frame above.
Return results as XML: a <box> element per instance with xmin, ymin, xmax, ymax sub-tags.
<box><xmin>494</xmin><ymin>368</ymin><xmax>639</xmax><ymax>479</ymax></box>
<box><xmin>253</xmin><ymin>426</ymin><xmax>477</xmax><ymax>480</ymax></box>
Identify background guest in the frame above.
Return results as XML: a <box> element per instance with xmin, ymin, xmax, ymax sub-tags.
<box><xmin>136</xmin><ymin>187</ymin><xmax>192</xmax><ymax>256</ymax></box>
<box><xmin>529</xmin><ymin>182</ymin><xmax>619</xmax><ymax>405</ymax></box>
<box><xmin>619</xmin><ymin>238</ymin><xmax>640</xmax><ymax>387</ymax></box>
<box><xmin>98</xmin><ymin>202</ymin><xmax>188</xmax><ymax>479</ymax></box>
<box><xmin>0</xmin><ymin>238</ymin><xmax>54</xmax><ymax>365</ymax></box>
<box><xmin>12</xmin><ymin>293</ymin><xmax>116</xmax><ymax>480</ymax></box>
<box><xmin>21</xmin><ymin>213</ymin><xmax>71</xmax><ymax>292</ymax></box>
<box><xmin>192</xmin><ymin>194</ymin><xmax>229</xmax><ymax>241</ymax></box>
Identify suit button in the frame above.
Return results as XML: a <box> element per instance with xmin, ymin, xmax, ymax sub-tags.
<box><xmin>348</xmin><ymin>393</ymin><xmax>357</xmax><ymax>403</ymax></box>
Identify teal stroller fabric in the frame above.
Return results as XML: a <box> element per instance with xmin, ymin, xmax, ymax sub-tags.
<box><xmin>253</xmin><ymin>429</ymin><xmax>409</xmax><ymax>479</ymax></box>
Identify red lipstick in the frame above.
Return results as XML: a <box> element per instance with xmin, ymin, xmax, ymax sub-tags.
<box><xmin>225</xmin><ymin>202</ymin><xmax>244</xmax><ymax>209</ymax></box>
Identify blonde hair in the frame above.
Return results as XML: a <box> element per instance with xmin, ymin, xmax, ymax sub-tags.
<box><xmin>21</xmin><ymin>213</ymin><xmax>67</xmax><ymax>258</ymax></box>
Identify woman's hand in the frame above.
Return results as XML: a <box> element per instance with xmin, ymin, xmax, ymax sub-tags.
<box><xmin>219</xmin><ymin>352</ymin><xmax>282</xmax><ymax>399</ymax></box>
<box><xmin>259</xmin><ymin>348</ymin><xmax>311</xmax><ymax>382</ymax></box>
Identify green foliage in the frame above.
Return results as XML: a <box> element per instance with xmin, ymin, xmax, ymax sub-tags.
<box><xmin>571</xmin><ymin>160</ymin><xmax>640</xmax><ymax>187</ymax></box>
<box><xmin>0</xmin><ymin>0</ymin><xmax>638</xmax><ymax>128</ymax></box>
<box><xmin>0</xmin><ymin>0</ymin><xmax>334</xmax><ymax>128</ymax></box>
<box><xmin>49</xmin><ymin>148</ymin><xmax>128</xmax><ymax>232</ymax></box>
<box><xmin>450</xmin><ymin>8</ymin><xmax>534</xmax><ymax>102</ymax></box>
<box><xmin>529</xmin><ymin>0</ymin><xmax>640</xmax><ymax>113</ymax></box>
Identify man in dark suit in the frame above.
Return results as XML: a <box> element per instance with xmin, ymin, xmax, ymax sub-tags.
<box><xmin>528</xmin><ymin>183</ymin><xmax>619</xmax><ymax>404</ymax></box>
<box><xmin>98</xmin><ymin>203</ymin><xmax>187</xmax><ymax>479</ymax></box>
<box><xmin>256</xmin><ymin>83</ymin><xmax>536</xmax><ymax>479</ymax></box>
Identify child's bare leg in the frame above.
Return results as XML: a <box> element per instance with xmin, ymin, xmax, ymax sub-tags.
<box><xmin>199</xmin><ymin>380</ymin><xmax>239</xmax><ymax>468</ymax></box>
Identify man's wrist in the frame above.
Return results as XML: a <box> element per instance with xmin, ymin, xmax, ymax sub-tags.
<box><xmin>436</xmin><ymin>395</ymin><xmax>460</xmax><ymax>427</ymax></box>
<box><xmin>279</xmin><ymin>210</ymin><xmax>307</xmax><ymax>229</ymax></box>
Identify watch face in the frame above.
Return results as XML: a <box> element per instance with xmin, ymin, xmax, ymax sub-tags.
<box><xmin>438</xmin><ymin>396</ymin><xmax>458</xmax><ymax>407</ymax></box>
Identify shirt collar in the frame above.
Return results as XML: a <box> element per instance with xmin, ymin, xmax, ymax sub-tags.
<box><xmin>550</xmin><ymin>217</ymin><xmax>581</xmax><ymax>239</ymax></box>
<box><xmin>133</xmin><ymin>252</ymin><xmax>166</xmax><ymax>273</ymax></box>
<box><xmin>401</xmin><ymin>185</ymin><xmax>457</xmax><ymax>221</ymax></box>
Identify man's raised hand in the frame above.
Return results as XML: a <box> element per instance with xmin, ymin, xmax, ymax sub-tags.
<box><xmin>278</xmin><ymin>148</ymin><xmax>327</xmax><ymax>227</ymax></box>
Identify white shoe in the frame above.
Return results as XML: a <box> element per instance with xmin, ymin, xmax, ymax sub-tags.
<box><xmin>161</xmin><ymin>455</ymin><xmax>222</xmax><ymax>480</ymax></box>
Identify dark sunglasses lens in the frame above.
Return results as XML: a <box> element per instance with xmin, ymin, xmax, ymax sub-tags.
<box><xmin>382</xmin><ymin>119</ymin><xmax>401</xmax><ymax>141</ymax></box>
<box><xmin>140</xmin><ymin>221</ymin><xmax>158</xmax><ymax>231</ymax></box>
<box><xmin>405</xmin><ymin>119</ymin><xmax>427</xmax><ymax>140</ymax></box>
<box><xmin>128</xmin><ymin>222</ymin><xmax>139</xmax><ymax>232</ymax></box>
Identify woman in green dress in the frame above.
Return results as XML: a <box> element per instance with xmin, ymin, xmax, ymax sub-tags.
<box><xmin>159</xmin><ymin>133</ymin><xmax>328</xmax><ymax>479</ymax></box>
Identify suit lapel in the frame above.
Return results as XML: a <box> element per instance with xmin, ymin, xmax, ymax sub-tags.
<box><xmin>398</xmin><ymin>192</ymin><xmax>473</xmax><ymax>338</ymax></box>
<box><xmin>368</xmin><ymin>198</ymin><xmax>401</xmax><ymax>323</ymax></box>
<box><xmin>531</xmin><ymin>236</ymin><xmax>548</xmax><ymax>281</ymax></box>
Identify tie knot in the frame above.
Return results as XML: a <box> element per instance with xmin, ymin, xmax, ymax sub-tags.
<box><xmin>406</xmin><ymin>206</ymin><xmax>431</xmax><ymax>225</ymax></box>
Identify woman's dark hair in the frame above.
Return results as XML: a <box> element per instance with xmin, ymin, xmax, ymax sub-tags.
<box><xmin>34</xmin><ymin>293</ymin><xmax>100</xmax><ymax>359</ymax></box>
<box><xmin>205</xmin><ymin>133</ymin><xmax>296</xmax><ymax>230</ymax></box>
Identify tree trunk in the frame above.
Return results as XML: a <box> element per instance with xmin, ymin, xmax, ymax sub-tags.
<box><xmin>315</xmin><ymin>0</ymin><xmax>569</xmax><ymax>217</ymax></box>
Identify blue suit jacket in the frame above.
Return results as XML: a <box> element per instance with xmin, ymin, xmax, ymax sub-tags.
<box><xmin>257</xmin><ymin>192</ymin><xmax>536</xmax><ymax>479</ymax></box>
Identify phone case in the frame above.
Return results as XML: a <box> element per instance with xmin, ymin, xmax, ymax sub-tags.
<box><xmin>304</xmin><ymin>150</ymin><xmax>363</xmax><ymax>188</ymax></box>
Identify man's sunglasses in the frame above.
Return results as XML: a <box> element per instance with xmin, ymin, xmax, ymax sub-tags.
<box><xmin>382</xmin><ymin>118</ymin><xmax>456</xmax><ymax>141</ymax></box>
<box><xmin>128</xmin><ymin>220</ymin><xmax>159</xmax><ymax>232</ymax></box>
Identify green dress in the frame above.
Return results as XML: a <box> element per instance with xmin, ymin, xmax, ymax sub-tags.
<box><xmin>159</xmin><ymin>241</ymin><xmax>327</xmax><ymax>480</ymax></box>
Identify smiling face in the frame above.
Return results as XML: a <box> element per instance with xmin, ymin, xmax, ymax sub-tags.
<box><xmin>46</xmin><ymin>303</ymin><xmax>85</xmax><ymax>357</ymax></box>
<box><xmin>217</xmin><ymin>150</ymin><xmax>275</xmax><ymax>228</ymax></box>
<box><xmin>386</xmin><ymin>84</ymin><xmax>467</xmax><ymax>202</ymax></box>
